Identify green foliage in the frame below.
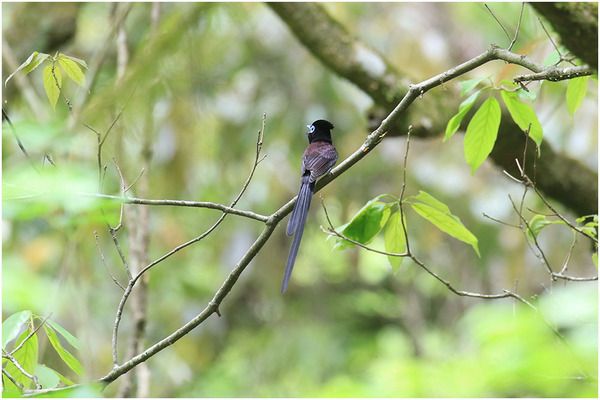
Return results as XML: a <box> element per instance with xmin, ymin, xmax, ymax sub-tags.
<box><xmin>4</xmin><ymin>51</ymin><xmax>50</xmax><ymax>86</ymax></box>
<box><xmin>459</xmin><ymin>76</ymin><xmax>489</xmax><ymax>96</ymax></box>
<box><xmin>500</xmin><ymin>89</ymin><xmax>543</xmax><ymax>147</ymax></box>
<box><xmin>2</xmin><ymin>311</ymin><xmax>83</xmax><ymax>391</ymax></box>
<box><xmin>463</xmin><ymin>96</ymin><xmax>501</xmax><ymax>174</ymax></box>
<box><xmin>2</xmin><ymin>310</ymin><xmax>32</xmax><ymax>349</ymax></box>
<box><xmin>332</xmin><ymin>195</ymin><xmax>393</xmax><ymax>249</ymax></box>
<box><xmin>444</xmin><ymin>90</ymin><xmax>481</xmax><ymax>142</ymax></box>
<box><xmin>409</xmin><ymin>191</ymin><xmax>480</xmax><ymax>257</ymax></box>
<box><xmin>5</xmin><ymin>51</ymin><xmax>87</xmax><ymax>110</ymax></box>
<box><xmin>332</xmin><ymin>191</ymin><xmax>480</xmax><ymax>265</ymax></box>
<box><xmin>566</xmin><ymin>76</ymin><xmax>590</xmax><ymax>117</ymax></box>
<box><xmin>525</xmin><ymin>214</ymin><xmax>566</xmax><ymax>243</ymax></box>
<box><xmin>43</xmin><ymin>325</ymin><xmax>83</xmax><ymax>376</ymax></box>
<box><xmin>43</xmin><ymin>64</ymin><xmax>61</xmax><ymax>109</ymax></box>
<box><xmin>383</xmin><ymin>211</ymin><xmax>406</xmax><ymax>272</ymax></box>
<box><xmin>2</xmin><ymin>3</ymin><xmax>596</xmax><ymax>397</ymax></box>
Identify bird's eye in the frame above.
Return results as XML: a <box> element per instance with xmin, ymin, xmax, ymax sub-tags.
<box><xmin>307</xmin><ymin>125</ymin><xmax>315</xmax><ymax>134</ymax></box>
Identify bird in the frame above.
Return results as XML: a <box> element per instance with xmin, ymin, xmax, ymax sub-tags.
<box><xmin>282</xmin><ymin>119</ymin><xmax>338</xmax><ymax>293</ymax></box>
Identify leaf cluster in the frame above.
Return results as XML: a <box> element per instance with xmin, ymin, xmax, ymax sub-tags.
<box><xmin>5</xmin><ymin>51</ymin><xmax>87</xmax><ymax>109</ymax></box>
<box><xmin>2</xmin><ymin>310</ymin><xmax>83</xmax><ymax>393</ymax></box>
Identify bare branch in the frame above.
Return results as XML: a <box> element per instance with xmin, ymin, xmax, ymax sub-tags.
<box><xmin>2</xmin><ymin>108</ymin><xmax>39</xmax><ymax>173</ymax></box>
<box><xmin>484</xmin><ymin>4</ymin><xmax>512</xmax><ymax>44</ymax></box>
<box><xmin>2</xmin><ymin>352</ymin><xmax>41</xmax><ymax>390</ymax></box>
<box><xmin>514</xmin><ymin>65</ymin><xmax>595</xmax><ymax>83</ymax></box>
<box><xmin>2</xmin><ymin>368</ymin><xmax>24</xmax><ymax>392</ymax></box>
<box><xmin>94</xmin><ymin>231</ymin><xmax>125</xmax><ymax>290</ymax></box>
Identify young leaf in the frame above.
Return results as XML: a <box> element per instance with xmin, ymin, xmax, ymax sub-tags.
<box><xmin>43</xmin><ymin>64</ymin><xmax>62</xmax><ymax>109</ymax></box>
<box><xmin>411</xmin><ymin>203</ymin><xmax>480</xmax><ymax>257</ymax></box>
<box><xmin>35</xmin><ymin>365</ymin><xmax>60</xmax><ymax>389</ymax></box>
<box><xmin>44</xmin><ymin>325</ymin><xmax>83</xmax><ymax>376</ymax></box>
<box><xmin>444</xmin><ymin>90</ymin><xmax>481</xmax><ymax>142</ymax></box>
<box><xmin>50</xmin><ymin>367</ymin><xmax>76</xmax><ymax>386</ymax></box>
<box><xmin>500</xmin><ymin>90</ymin><xmax>543</xmax><ymax>147</ymax></box>
<box><xmin>459</xmin><ymin>76</ymin><xmax>488</xmax><ymax>97</ymax></box>
<box><xmin>566</xmin><ymin>76</ymin><xmax>589</xmax><ymax>117</ymax></box>
<box><xmin>58</xmin><ymin>53</ymin><xmax>89</xmax><ymax>70</ymax></box>
<box><xmin>341</xmin><ymin>201</ymin><xmax>392</xmax><ymax>245</ymax></box>
<box><xmin>5</xmin><ymin>51</ymin><xmax>50</xmax><ymax>87</ymax></box>
<box><xmin>47</xmin><ymin>319</ymin><xmax>81</xmax><ymax>350</ymax></box>
<box><xmin>517</xmin><ymin>88</ymin><xmax>537</xmax><ymax>103</ymax></box>
<box><xmin>58</xmin><ymin>58</ymin><xmax>86</xmax><ymax>87</ymax></box>
<box><xmin>593</xmin><ymin>253</ymin><xmax>598</xmax><ymax>269</ymax></box>
<box><xmin>525</xmin><ymin>214</ymin><xmax>567</xmax><ymax>243</ymax></box>
<box><xmin>2</xmin><ymin>310</ymin><xmax>32</xmax><ymax>350</ymax></box>
<box><xmin>413</xmin><ymin>191</ymin><xmax>451</xmax><ymax>215</ymax></box>
<box><xmin>4</xmin><ymin>329</ymin><xmax>39</xmax><ymax>388</ymax></box>
<box><xmin>464</xmin><ymin>96</ymin><xmax>501</xmax><ymax>174</ymax></box>
<box><xmin>384</xmin><ymin>211</ymin><xmax>407</xmax><ymax>273</ymax></box>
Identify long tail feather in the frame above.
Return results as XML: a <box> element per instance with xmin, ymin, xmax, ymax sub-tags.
<box><xmin>282</xmin><ymin>178</ymin><xmax>313</xmax><ymax>293</ymax></box>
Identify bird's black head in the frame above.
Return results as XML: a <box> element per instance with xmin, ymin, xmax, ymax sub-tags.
<box><xmin>306</xmin><ymin>119</ymin><xmax>335</xmax><ymax>143</ymax></box>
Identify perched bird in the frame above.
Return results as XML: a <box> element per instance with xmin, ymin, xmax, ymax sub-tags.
<box><xmin>282</xmin><ymin>119</ymin><xmax>338</xmax><ymax>293</ymax></box>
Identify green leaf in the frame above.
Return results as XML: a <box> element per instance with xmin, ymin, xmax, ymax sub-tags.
<box><xmin>35</xmin><ymin>365</ymin><xmax>60</xmax><ymax>389</ymax></box>
<box><xmin>516</xmin><ymin>88</ymin><xmax>537</xmax><ymax>102</ymax></box>
<box><xmin>444</xmin><ymin>91</ymin><xmax>481</xmax><ymax>142</ymax></box>
<box><xmin>44</xmin><ymin>325</ymin><xmax>83</xmax><ymax>376</ymax></box>
<box><xmin>525</xmin><ymin>215</ymin><xmax>567</xmax><ymax>243</ymax></box>
<box><xmin>58</xmin><ymin>53</ymin><xmax>89</xmax><ymax>70</ymax></box>
<box><xmin>384</xmin><ymin>211</ymin><xmax>407</xmax><ymax>273</ymax></box>
<box><xmin>500</xmin><ymin>90</ymin><xmax>543</xmax><ymax>147</ymax></box>
<box><xmin>49</xmin><ymin>367</ymin><xmax>76</xmax><ymax>386</ymax></box>
<box><xmin>58</xmin><ymin>58</ymin><xmax>86</xmax><ymax>87</ymax></box>
<box><xmin>43</xmin><ymin>64</ymin><xmax>62</xmax><ymax>109</ymax></box>
<box><xmin>576</xmin><ymin>214</ymin><xmax>598</xmax><ymax>225</ymax></box>
<box><xmin>2</xmin><ymin>310</ymin><xmax>32</xmax><ymax>350</ymax></box>
<box><xmin>413</xmin><ymin>191</ymin><xmax>451</xmax><ymax>215</ymax></box>
<box><xmin>464</xmin><ymin>96</ymin><xmax>501</xmax><ymax>174</ymax></box>
<box><xmin>47</xmin><ymin>319</ymin><xmax>81</xmax><ymax>350</ymax></box>
<box><xmin>566</xmin><ymin>76</ymin><xmax>589</xmax><ymax>117</ymax></box>
<box><xmin>593</xmin><ymin>253</ymin><xmax>598</xmax><ymax>269</ymax></box>
<box><xmin>411</xmin><ymin>203</ymin><xmax>480</xmax><ymax>256</ymax></box>
<box><xmin>4</xmin><ymin>329</ymin><xmax>39</xmax><ymax>389</ymax></box>
<box><xmin>342</xmin><ymin>202</ymin><xmax>391</xmax><ymax>245</ymax></box>
<box><xmin>335</xmin><ymin>197</ymin><xmax>392</xmax><ymax>247</ymax></box>
<box><xmin>459</xmin><ymin>76</ymin><xmax>488</xmax><ymax>97</ymax></box>
<box><xmin>4</xmin><ymin>51</ymin><xmax>50</xmax><ymax>87</ymax></box>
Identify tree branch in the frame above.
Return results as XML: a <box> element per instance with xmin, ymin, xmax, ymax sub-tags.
<box><xmin>267</xmin><ymin>2</ymin><xmax>598</xmax><ymax>217</ymax></box>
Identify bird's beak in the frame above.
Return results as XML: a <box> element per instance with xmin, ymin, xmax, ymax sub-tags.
<box><xmin>306</xmin><ymin>125</ymin><xmax>311</xmax><ymax>134</ymax></box>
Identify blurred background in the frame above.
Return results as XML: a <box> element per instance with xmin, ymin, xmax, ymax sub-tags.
<box><xmin>2</xmin><ymin>2</ymin><xmax>597</xmax><ymax>397</ymax></box>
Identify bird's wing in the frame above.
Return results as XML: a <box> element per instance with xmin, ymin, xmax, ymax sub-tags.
<box><xmin>302</xmin><ymin>142</ymin><xmax>338</xmax><ymax>183</ymax></box>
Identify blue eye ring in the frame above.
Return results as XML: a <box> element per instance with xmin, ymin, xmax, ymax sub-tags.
<box><xmin>306</xmin><ymin>125</ymin><xmax>315</xmax><ymax>134</ymax></box>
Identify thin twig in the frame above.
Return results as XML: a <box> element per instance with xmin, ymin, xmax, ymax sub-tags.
<box><xmin>551</xmin><ymin>273</ymin><xmax>598</xmax><ymax>282</ymax></box>
<box><xmin>2</xmin><ymin>368</ymin><xmax>24</xmax><ymax>392</ymax></box>
<box><xmin>537</xmin><ymin>17</ymin><xmax>562</xmax><ymax>63</ymax></box>
<box><xmin>94</xmin><ymin>231</ymin><xmax>125</xmax><ymax>290</ymax></box>
<box><xmin>50</xmin><ymin>62</ymin><xmax>72</xmax><ymax>111</ymax></box>
<box><xmin>507</xmin><ymin>3</ymin><xmax>525</xmax><ymax>51</ymax></box>
<box><xmin>482</xmin><ymin>212</ymin><xmax>520</xmax><ymax>228</ymax></box>
<box><xmin>508</xmin><ymin>194</ymin><xmax>554</xmax><ymax>274</ymax></box>
<box><xmin>110</xmin><ymin>114</ymin><xmax>269</xmax><ymax>365</ymax></box>
<box><xmin>485</xmin><ymin>4</ymin><xmax>512</xmax><ymax>44</ymax></box>
<box><xmin>9</xmin><ymin>314</ymin><xmax>53</xmax><ymax>356</ymax></box>
<box><xmin>319</xmin><ymin>197</ymin><xmax>408</xmax><ymax>258</ymax></box>
<box><xmin>2</xmin><ymin>351</ymin><xmax>41</xmax><ymax>389</ymax></box>
<box><xmin>2</xmin><ymin>108</ymin><xmax>39</xmax><ymax>173</ymax></box>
